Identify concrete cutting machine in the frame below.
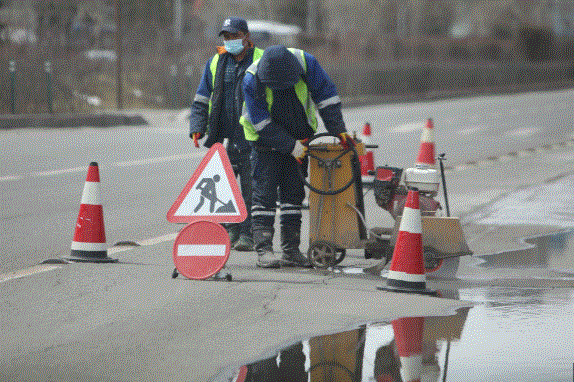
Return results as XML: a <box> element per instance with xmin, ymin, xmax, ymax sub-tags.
<box><xmin>299</xmin><ymin>133</ymin><xmax>472</xmax><ymax>277</ymax></box>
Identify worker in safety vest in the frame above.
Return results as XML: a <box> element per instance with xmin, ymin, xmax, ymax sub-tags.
<box><xmin>190</xmin><ymin>17</ymin><xmax>263</xmax><ymax>251</ymax></box>
<box><xmin>241</xmin><ymin>45</ymin><xmax>355</xmax><ymax>268</ymax></box>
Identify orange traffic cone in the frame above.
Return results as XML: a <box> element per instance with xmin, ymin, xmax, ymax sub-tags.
<box><xmin>415</xmin><ymin>118</ymin><xmax>435</xmax><ymax>168</ymax></box>
<box><xmin>359</xmin><ymin>122</ymin><xmax>375</xmax><ymax>184</ymax></box>
<box><xmin>67</xmin><ymin>162</ymin><xmax>117</xmax><ymax>263</ymax></box>
<box><xmin>377</xmin><ymin>188</ymin><xmax>436</xmax><ymax>295</ymax></box>
<box><xmin>392</xmin><ymin>316</ymin><xmax>425</xmax><ymax>382</ymax></box>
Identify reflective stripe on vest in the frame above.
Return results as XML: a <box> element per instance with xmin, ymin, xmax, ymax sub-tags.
<box><xmin>240</xmin><ymin>48</ymin><xmax>318</xmax><ymax>142</ymax></box>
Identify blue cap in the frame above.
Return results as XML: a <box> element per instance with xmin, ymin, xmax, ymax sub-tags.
<box><xmin>219</xmin><ymin>17</ymin><xmax>249</xmax><ymax>36</ymax></box>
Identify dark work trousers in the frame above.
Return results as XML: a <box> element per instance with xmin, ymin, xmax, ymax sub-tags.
<box><xmin>250</xmin><ymin>149</ymin><xmax>306</xmax><ymax>244</ymax></box>
<box><xmin>226</xmin><ymin>145</ymin><xmax>253</xmax><ymax>238</ymax></box>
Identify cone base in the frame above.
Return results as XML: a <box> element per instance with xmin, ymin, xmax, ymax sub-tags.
<box><xmin>66</xmin><ymin>250</ymin><xmax>118</xmax><ymax>263</ymax></box>
<box><xmin>376</xmin><ymin>284</ymin><xmax>437</xmax><ymax>296</ymax></box>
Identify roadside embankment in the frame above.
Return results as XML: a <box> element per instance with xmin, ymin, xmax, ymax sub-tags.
<box><xmin>0</xmin><ymin>112</ymin><xmax>148</xmax><ymax>129</ymax></box>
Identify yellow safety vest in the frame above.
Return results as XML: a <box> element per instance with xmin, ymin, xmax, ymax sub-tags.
<box><xmin>207</xmin><ymin>47</ymin><xmax>264</xmax><ymax>118</ymax></box>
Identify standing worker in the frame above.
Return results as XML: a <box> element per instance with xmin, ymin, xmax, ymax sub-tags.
<box><xmin>189</xmin><ymin>17</ymin><xmax>263</xmax><ymax>251</ymax></box>
<box><xmin>241</xmin><ymin>45</ymin><xmax>355</xmax><ymax>268</ymax></box>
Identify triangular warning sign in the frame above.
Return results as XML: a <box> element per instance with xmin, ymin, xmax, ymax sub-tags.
<box><xmin>167</xmin><ymin>143</ymin><xmax>247</xmax><ymax>223</ymax></box>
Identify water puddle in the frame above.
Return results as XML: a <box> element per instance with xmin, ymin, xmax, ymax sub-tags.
<box><xmin>212</xmin><ymin>231</ymin><xmax>574</xmax><ymax>381</ymax></box>
<box><xmin>213</xmin><ymin>287</ymin><xmax>573</xmax><ymax>381</ymax></box>
<box><xmin>475</xmin><ymin>229</ymin><xmax>574</xmax><ymax>276</ymax></box>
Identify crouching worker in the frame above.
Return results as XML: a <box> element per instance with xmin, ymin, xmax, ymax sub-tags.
<box><xmin>240</xmin><ymin>45</ymin><xmax>355</xmax><ymax>268</ymax></box>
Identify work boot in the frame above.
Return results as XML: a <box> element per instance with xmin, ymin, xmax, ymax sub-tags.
<box><xmin>254</xmin><ymin>229</ymin><xmax>282</xmax><ymax>268</ymax></box>
<box><xmin>280</xmin><ymin>226</ymin><xmax>311</xmax><ymax>267</ymax></box>
<box><xmin>234</xmin><ymin>235</ymin><xmax>254</xmax><ymax>251</ymax></box>
<box><xmin>224</xmin><ymin>224</ymin><xmax>241</xmax><ymax>247</ymax></box>
<box><xmin>257</xmin><ymin>250</ymin><xmax>282</xmax><ymax>268</ymax></box>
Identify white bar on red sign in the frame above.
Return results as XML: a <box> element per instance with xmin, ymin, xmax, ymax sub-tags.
<box><xmin>177</xmin><ymin>244</ymin><xmax>226</xmax><ymax>257</ymax></box>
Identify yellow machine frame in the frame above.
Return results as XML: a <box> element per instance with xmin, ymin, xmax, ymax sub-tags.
<box><xmin>308</xmin><ymin>142</ymin><xmax>366</xmax><ymax>249</ymax></box>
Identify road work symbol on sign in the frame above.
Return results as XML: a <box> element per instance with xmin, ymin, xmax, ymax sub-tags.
<box><xmin>193</xmin><ymin>174</ymin><xmax>235</xmax><ymax>213</ymax></box>
<box><xmin>173</xmin><ymin>220</ymin><xmax>230</xmax><ymax>280</ymax></box>
<box><xmin>167</xmin><ymin>143</ymin><xmax>247</xmax><ymax>223</ymax></box>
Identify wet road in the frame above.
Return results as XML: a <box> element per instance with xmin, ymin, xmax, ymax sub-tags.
<box><xmin>209</xmin><ymin>114</ymin><xmax>574</xmax><ymax>380</ymax></box>
<box><xmin>215</xmin><ymin>286</ymin><xmax>573</xmax><ymax>381</ymax></box>
<box><xmin>214</xmin><ymin>241</ymin><xmax>574</xmax><ymax>381</ymax></box>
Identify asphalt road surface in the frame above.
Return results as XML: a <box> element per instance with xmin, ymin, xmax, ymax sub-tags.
<box><xmin>1</xmin><ymin>88</ymin><xmax>574</xmax><ymax>381</ymax></box>
<box><xmin>2</xmin><ymin>89</ymin><xmax>573</xmax><ymax>273</ymax></box>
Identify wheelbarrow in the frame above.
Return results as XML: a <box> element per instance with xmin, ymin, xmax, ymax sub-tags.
<box><xmin>298</xmin><ymin>133</ymin><xmax>472</xmax><ymax>278</ymax></box>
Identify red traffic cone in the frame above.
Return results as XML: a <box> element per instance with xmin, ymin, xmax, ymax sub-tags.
<box><xmin>361</xmin><ymin>152</ymin><xmax>375</xmax><ymax>177</ymax></box>
<box><xmin>377</xmin><ymin>189</ymin><xmax>436</xmax><ymax>295</ymax></box>
<box><xmin>67</xmin><ymin>162</ymin><xmax>116</xmax><ymax>263</ymax></box>
<box><xmin>359</xmin><ymin>122</ymin><xmax>375</xmax><ymax>184</ymax></box>
<box><xmin>415</xmin><ymin>118</ymin><xmax>435</xmax><ymax>168</ymax></box>
<box><xmin>392</xmin><ymin>317</ymin><xmax>425</xmax><ymax>382</ymax></box>
<box><xmin>362</xmin><ymin>121</ymin><xmax>372</xmax><ymax>136</ymax></box>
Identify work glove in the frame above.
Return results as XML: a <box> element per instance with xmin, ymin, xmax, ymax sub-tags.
<box><xmin>191</xmin><ymin>132</ymin><xmax>203</xmax><ymax>148</ymax></box>
<box><xmin>291</xmin><ymin>139</ymin><xmax>308</xmax><ymax>164</ymax></box>
<box><xmin>338</xmin><ymin>132</ymin><xmax>355</xmax><ymax>150</ymax></box>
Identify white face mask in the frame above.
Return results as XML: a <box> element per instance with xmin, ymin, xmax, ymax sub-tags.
<box><xmin>224</xmin><ymin>38</ymin><xmax>245</xmax><ymax>55</ymax></box>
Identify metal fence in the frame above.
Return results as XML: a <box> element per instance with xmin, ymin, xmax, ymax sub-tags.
<box><xmin>1</xmin><ymin>33</ymin><xmax>573</xmax><ymax>115</ymax></box>
<box><xmin>0</xmin><ymin>38</ymin><xmax>206</xmax><ymax>114</ymax></box>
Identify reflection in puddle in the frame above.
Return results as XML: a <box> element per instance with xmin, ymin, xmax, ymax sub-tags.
<box><xmin>476</xmin><ymin>229</ymin><xmax>574</xmax><ymax>275</ymax></box>
<box><xmin>214</xmin><ymin>308</ymin><xmax>470</xmax><ymax>382</ymax></box>
<box><xmin>214</xmin><ymin>287</ymin><xmax>574</xmax><ymax>382</ymax></box>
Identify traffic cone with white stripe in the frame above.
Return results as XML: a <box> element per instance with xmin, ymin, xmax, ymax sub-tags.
<box><xmin>415</xmin><ymin>118</ymin><xmax>435</xmax><ymax>168</ymax></box>
<box><xmin>359</xmin><ymin>122</ymin><xmax>375</xmax><ymax>184</ymax></box>
<box><xmin>67</xmin><ymin>162</ymin><xmax>117</xmax><ymax>263</ymax></box>
<box><xmin>377</xmin><ymin>188</ymin><xmax>436</xmax><ymax>295</ymax></box>
<box><xmin>392</xmin><ymin>316</ymin><xmax>424</xmax><ymax>382</ymax></box>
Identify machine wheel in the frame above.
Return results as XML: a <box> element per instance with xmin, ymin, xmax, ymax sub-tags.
<box><xmin>308</xmin><ymin>241</ymin><xmax>346</xmax><ymax>268</ymax></box>
<box><xmin>296</xmin><ymin>133</ymin><xmax>359</xmax><ymax>195</ymax></box>
<box><xmin>423</xmin><ymin>246</ymin><xmax>444</xmax><ymax>273</ymax></box>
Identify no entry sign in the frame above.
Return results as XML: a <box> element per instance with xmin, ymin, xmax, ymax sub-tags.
<box><xmin>173</xmin><ymin>220</ymin><xmax>231</xmax><ymax>280</ymax></box>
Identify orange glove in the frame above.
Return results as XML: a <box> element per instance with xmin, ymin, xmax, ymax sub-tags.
<box><xmin>191</xmin><ymin>132</ymin><xmax>203</xmax><ymax>148</ymax></box>
<box><xmin>338</xmin><ymin>132</ymin><xmax>355</xmax><ymax>150</ymax></box>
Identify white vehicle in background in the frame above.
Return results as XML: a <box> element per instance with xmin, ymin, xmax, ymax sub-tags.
<box><xmin>0</xmin><ymin>27</ymin><xmax>37</xmax><ymax>44</ymax></box>
<box><xmin>246</xmin><ymin>20</ymin><xmax>302</xmax><ymax>47</ymax></box>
